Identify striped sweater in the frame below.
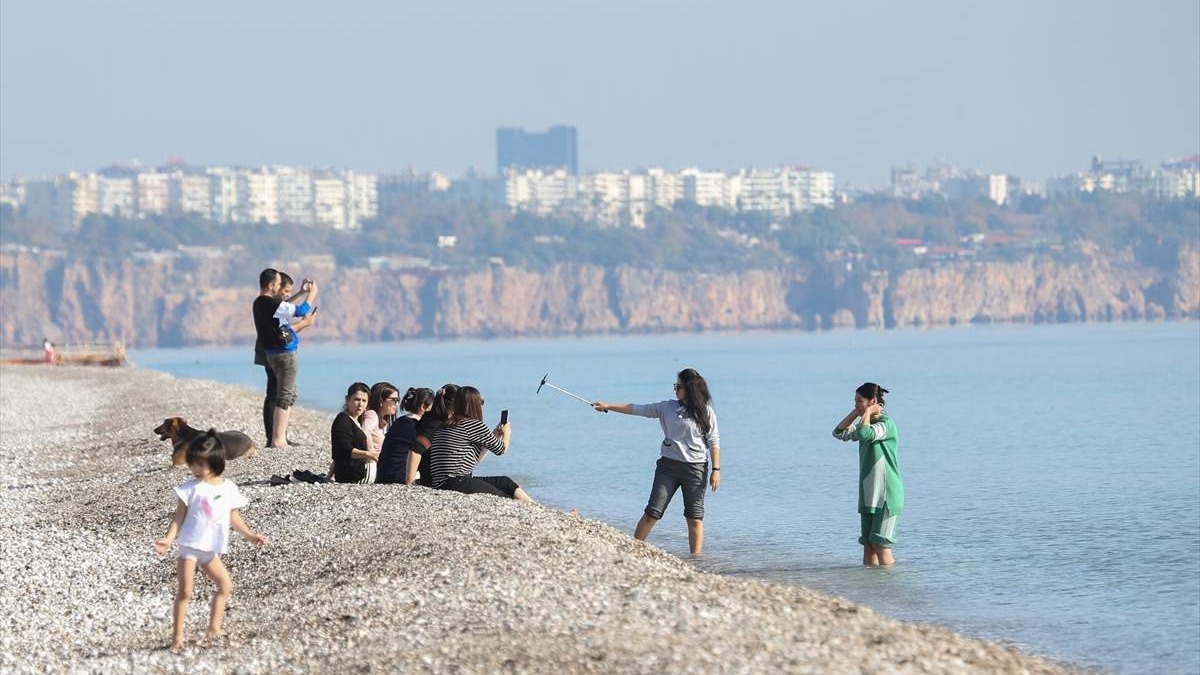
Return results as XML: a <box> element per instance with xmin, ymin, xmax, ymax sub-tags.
<box><xmin>428</xmin><ymin>418</ymin><xmax>506</xmax><ymax>489</ymax></box>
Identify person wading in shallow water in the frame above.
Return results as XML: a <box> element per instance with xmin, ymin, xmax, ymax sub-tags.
<box><xmin>832</xmin><ymin>382</ymin><xmax>903</xmax><ymax>567</ymax></box>
<box><xmin>592</xmin><ymin>368</ymin><xmax>721</xmax><ymax>555</ymax></box>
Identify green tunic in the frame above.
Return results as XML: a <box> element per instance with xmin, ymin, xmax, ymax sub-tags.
<box><xmin>833</xmin><ymin>415</ymin><xmax>903</xmax><ymax>515</ymax></box>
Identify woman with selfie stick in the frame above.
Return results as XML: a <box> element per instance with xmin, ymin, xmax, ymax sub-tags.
<box><xmin>592</xmin><ymin>368</ymin><xmax>720</xmax><ymax>555</ymax></box>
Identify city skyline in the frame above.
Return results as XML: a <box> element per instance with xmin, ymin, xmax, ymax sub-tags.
<box><xmin>2</xmin><ymin>1</ymin><xmax>1198</xmax><ymax>185</ymax></box>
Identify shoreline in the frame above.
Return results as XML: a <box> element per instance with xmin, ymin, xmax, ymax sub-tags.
<box><xmin>123</xmin><ymin>314</ymin><xmax>1200</xmax><ymax>352</ymax></box>
<box><xmin>0</xmin><ymin>365</ymin><xmax>1080</xmax><ymax>673</ymax></box>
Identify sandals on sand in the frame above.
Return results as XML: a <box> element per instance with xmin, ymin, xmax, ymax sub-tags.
<box><xmin>268</xmin><ymin>469</ymin><xmax>331</xmax><ymax>486</ymax></box>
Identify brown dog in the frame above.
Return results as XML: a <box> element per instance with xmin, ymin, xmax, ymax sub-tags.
<box><xmin>154</xmin><ymin>417</ymin><xmax>258</xmax><ymax>467</ymax></box>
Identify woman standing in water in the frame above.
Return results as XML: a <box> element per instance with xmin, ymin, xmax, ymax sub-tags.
<box><xmin>832</xmin><ymin>382</ymin><xmax>903</xmax><ymax>566</ymax></box>
<box><xmin>592</xmin><ymin>368</ymin><xmax>720</xmax><ymax>555</ymax></box>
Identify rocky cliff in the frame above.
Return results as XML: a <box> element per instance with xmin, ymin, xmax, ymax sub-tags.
<box><xmin>1</xmin><ymin>244</ymin><xmax>1196</xmax><ymax>348</ymax></box>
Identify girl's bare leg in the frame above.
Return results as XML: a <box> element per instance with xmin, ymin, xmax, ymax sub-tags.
<box><xmin>878</xmin><ymin>547</ymin><xmax>895</xmax><ymax>566</ymax></box>
<box><xmin>634</xmin><ymin>513</ymin><xmax>658</xmax><ymax>541</ymax></box>
<box><xmin>863</xmin><ymin>545</ymin><xmax>881</xmax><ymax>566</ymax></box>
<box><xmin>199</xmin><ymin>557</ymin><xmax>233</xmax><ymax>641</ymax></box>
<box><xmin>513</xmin><ymin>487</ymin><xmax>535</xmax><ymax>503</ymax></box>
<box><xmin>172</xmin><ymin>559</ymin><xmax>196</xmax><ymax>650</ymax></box>
<box><xmin>686</xmin><ymin>518</ymin><xmax>704</xmax><ymax>555</ymax></box>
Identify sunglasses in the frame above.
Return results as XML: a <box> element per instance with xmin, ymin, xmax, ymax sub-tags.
<box><xmin>673</xmin><ymin>383</ymin><xmax>682</xmax><ymax>391</ymax></box>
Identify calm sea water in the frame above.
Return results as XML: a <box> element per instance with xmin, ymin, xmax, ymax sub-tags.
<box><xmin>132</xmin><ymin>322</ymin><xmax>1200</xmax><ymax>674</ymax></box>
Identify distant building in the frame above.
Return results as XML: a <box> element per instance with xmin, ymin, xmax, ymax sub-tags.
<box><xmin>945</xmin><ymin>173</ymin><xmax>1008</xmax><ymax>205</ymax></box>
<box><xmin>313</xmin><ymin>176</ymin><xmax>347</xmax><ymax>229</ymax></box>
<box><xmin>135</xmin><ymin>171</ymin><xmax>172</xmax><ymax>217</ymax></box>
<box><xmin>177</xmin><ymin>173</ymin><xmax>213</xmax><ymax>217</ymax></box>
<box><xmin>680</xmin><ymin>169</ymin><xmax>735</xmax><ymax>208</ymax></box>
<box><xmin>346</xmin><ymin>172</ymin><xmax>378</xmax><ymax>229</ymax></box>
<box><xmin>70</xmin><ymin>173</ymin><xmax>100</xmax><ymax>225</ymax></box>
<box><xmin>497</xmin><ymin>125</ymin><xmax>578</xmax><ymax>175</ymax></box>
<box><xmin>98</xmin><ymin>175</ymin><xmax>135</xmax><ymax>219</ymax></box>
<box><xmin>207</xmin><ymin>167</ymin><xmax>241</xmax><ymax>223</ymax></box>
<box><xmin>240</xmin><ymin>170</ymin><xmax>279</xmax><ymax>224</ymax></box>
<box><xmin>275</xmin><ymin>167</ymin><xmax>313</xmax><ymax>225</ymax></box>
<box><xmin>504</xmin><ymin>168</ymin><xmax>577</xmax><ymax>217</ymax></box>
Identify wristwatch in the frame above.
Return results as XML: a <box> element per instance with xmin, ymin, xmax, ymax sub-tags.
<box><xmin>712</xmin><ymin>467</ymin><xmax>720</xmax><ymax>472</ymax></box>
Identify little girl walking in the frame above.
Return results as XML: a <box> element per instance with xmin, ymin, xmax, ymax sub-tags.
<box><xmin>154</xmin><ymin>430</ymin><xmax>267</xmax><ymax>651</ymax></box>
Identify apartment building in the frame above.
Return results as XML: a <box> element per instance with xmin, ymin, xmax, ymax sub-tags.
<box><xmin>505</xmin><ymin>168</ymin><xmax>577</xmax><ymax>217</ymax></box>
<box><xmin>240</xmin><ymin>170</ymin><xmax>279</xmax><ymax>224</ymax></box>
<box><xmin>208</xmin><ymin>167</ymin><xmax>240</xmax><ymax>223</ymax></box>
<box><xmin>347</xmin><ymin>172</ymin><xmax>379</xmax><ymax>229</ymax></box>
<box><xmin>98</xmin><ymin>176</ymin><xmax>136</xmax><ymax>219</ymax></box>
<box><xmin>136</xmin><ymin>171</ymin><xmax>172</xmax><ymax>217</ymax></box>
<box><xmin>70</xmin><ymin>173</ymin><xmax>100</xmax><ymax>225</ymax></box>
<box><xmin>177</xmin><ymin>173</ymin><xmax>213</xmax><ymax>217</ymax></box>
<box><xmin>275</xmin><ymin>167</ymin><xmax>313</xmax><ymax>225</ymax></box>
<box><xmin>313</xmin><ymin>176</ymin><xmax>347</xmax><ymax>229</ymax></box>
<box><xmin>680</xmin><ymin>169</ymin><xmax>736</xmax><ymax>208</ymax></box>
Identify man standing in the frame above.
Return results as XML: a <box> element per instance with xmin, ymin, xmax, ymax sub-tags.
<box><xmin>257</xmin><ymin>272</ymin><xmax>317</xmax><ymax>449</ymax></box>
<box><xmin>252</xmin><ymin>269</ymin><xmax>282</xmax><ymax>445</ymax></box>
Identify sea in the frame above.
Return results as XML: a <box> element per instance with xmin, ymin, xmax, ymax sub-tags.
<box><xmin>131</xmin><ymin>321</ymin><xmax>1200</xmax><ymax>674</ymax></box>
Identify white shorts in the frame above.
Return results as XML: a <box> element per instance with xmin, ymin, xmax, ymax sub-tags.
<box><xmin>177</xmin><ymin>545</ymin><xmax>218</xmax><ymax>565</ymax></box>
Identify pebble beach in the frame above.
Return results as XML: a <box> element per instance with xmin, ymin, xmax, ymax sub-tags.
<box><xmin>0</xmin><ymin>365</ymin><xmax>1079</xmax><ymax>674</ymax></box>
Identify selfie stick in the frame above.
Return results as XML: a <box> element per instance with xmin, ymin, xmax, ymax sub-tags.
<box><xmin>537</xmin><ymin>373</ymin><xmax>604</xmax><ymax>410</ymax></box>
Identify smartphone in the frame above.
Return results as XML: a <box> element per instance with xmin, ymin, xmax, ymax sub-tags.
<box><xmin>500</xmin><ymin>409</ymin><xmax>509</xmax><ymax>425</ymax></box>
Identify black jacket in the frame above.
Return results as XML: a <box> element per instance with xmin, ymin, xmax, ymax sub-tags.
<box><xmin>331</xmin><ymin>412</ymin><xmax>368</xmax><ymax>484</ymax></box>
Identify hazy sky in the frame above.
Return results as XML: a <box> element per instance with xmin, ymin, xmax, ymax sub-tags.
<box><xmin>2</xmin><ymin>0</ymin><xmax>1197</xmax><ymax>185</ymax></box>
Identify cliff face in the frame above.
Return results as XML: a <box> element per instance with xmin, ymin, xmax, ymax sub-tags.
<box><xmin>1</xmin><ymin>245</ymin><xmax>1196</xmax><ymax>348</ymax></box>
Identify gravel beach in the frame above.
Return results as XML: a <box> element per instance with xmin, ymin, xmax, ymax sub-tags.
<box><xmin>0</xmin><ymin>365</ymin><xmax>1076</xmax><ymax>674</ymax></box>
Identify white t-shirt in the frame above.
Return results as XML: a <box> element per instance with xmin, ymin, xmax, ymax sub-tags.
<box><xmin>174</xmin><ymin>477</ymin><xmax>249</xmax><ymax>554</ymax></box>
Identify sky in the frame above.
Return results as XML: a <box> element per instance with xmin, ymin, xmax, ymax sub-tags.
<box><xmin>1</xmin><ymin>0</ymin><xmax>1197</xmax><ymax>186</ymax></box>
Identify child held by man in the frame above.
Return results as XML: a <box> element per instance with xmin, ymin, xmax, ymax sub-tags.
<box><xmin>154</xmin><ymin>430</ymin><xmax>267</xmax><ymax>651</ymax></box>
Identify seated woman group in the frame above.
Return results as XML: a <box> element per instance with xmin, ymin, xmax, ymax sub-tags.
<box><xmin>330</xmin><ymin>381</ymin><xmax>531</xmax><ymax>502</ymax></box>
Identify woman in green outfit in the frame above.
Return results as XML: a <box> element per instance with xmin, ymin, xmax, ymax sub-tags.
<box><xmin>832</xmin><ymin>382</ymin><xmax>903</xmax><ymax>567</ymax></box>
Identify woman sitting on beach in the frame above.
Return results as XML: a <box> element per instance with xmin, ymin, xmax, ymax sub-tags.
<box><xmin>428</xmin><ymin>386</ymin><xmax>532</xmax><ymax>501</ymax></box>
<box><xmin>832</xmin><ymin>382</ymin><xmax>903</xmax><ymax>567</ymax></box>
<box><xmin>407</xmin><ymin>384</ymin><xmax>458</xmax><ymax>486</ymax></box>
<box><xmin>592</xmin><ymin>368</ymin><xmax>720</xmax><ymax>555</ymax></box>
<box><xmin>362</xmin><ymin>381</ymin><xmax>399</xmax><ymax>461</ymax></box>
<box><xmin>377</xmin><ymin>387</ymin><xmax>434</xmax><ymax>484</ymax></box>
<box><xmin>331</xmin><ymin>382</ymin><xmax>378</xmax><ymax>484</ymax></box>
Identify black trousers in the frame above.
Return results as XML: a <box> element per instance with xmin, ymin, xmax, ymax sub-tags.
<box><xmin>440</xmin><ymin>475</ymin><xmax>520</xmax><ymax>498</ymax></box>
<box><xmin>262</xmin><ymin>363</ymin><xmax>277</xmax><ymax>443</ymax></box>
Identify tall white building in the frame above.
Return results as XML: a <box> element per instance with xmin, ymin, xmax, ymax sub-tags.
<box><xmin>136</xmin><ymin>171</ymin><xmax>172</xmax><ymax>217</ymax></box>
<box><xmin>98</xmin><ymin>176</ymin><xmax>136</xmax><ymax>218</ymax></box>
<box><xmin>347</xmin><ymin>172</ymin><xmax>378</xmax><ymax>229</ymax></box>
<box><xmin>646</xmin><ymin>168</ymin><xmax>683</xmax><ymax>209</ymax></box>
<box><xmin>208</xmin><ymin>167</ymin><xmax>241</xmax><ymax>223</ymax></box>
<box><xmin>70</xmin><ymin>173</ymin><xmax>100</xmax><ymax>226</ymax></box>
<box><xmin>680</xmin><ymin>169</ymin><xmax>735</xmax><ymax>208</ymax></box>
<box><xmin>275</xmin><ymin>167</ymin><xmax>313</xmax><ymax>225</ymax></box>
<box><xmin>792</xmin><ymin>170</ymin><xmax>836</xmax><ymax>210</ymax></box>
<box><xmin>240</xmin><ymin>169</ymin><xmax>279</xmax><ymax>224</ymax></box>
<box><xmin>177</xmin><ymin>173</ymin><xmax>213</xmax><ymax>217</ymax></box>
<box><xmin>313</xmin><ymin>176</ymin><xmax>347</xmax><ymax>230</ymax></box>
<box><xmin>505</xmin><ymin>168</ymin><xmax>576</xmax><ymax>217</ymax></box>
<box><xmin>577</xmin><ymin>171</ymin><xmax>648</xmax><ymax>227</ymax></box>
<box><xmin>738</xmin><ymin>169</ymin><xmax>792</xmax><ymax>215</ymax></box>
